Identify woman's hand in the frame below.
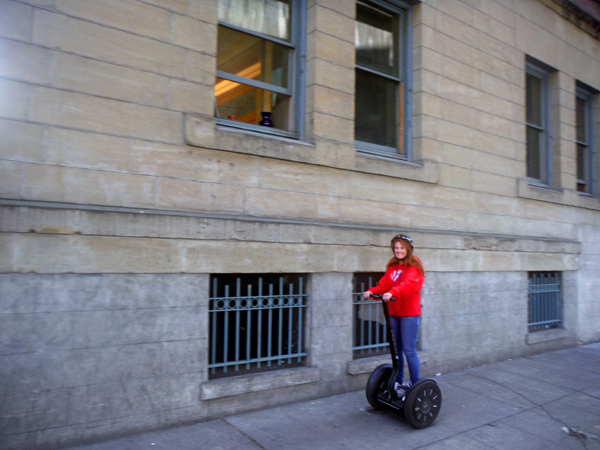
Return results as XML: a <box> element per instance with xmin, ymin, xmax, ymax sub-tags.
<box><xmin>382</xmin><ymin>292</ymin><xmax>393</xmax><ymax>302</ymax></box>
<box><xmin>363</xmin><ymin>291</ymin><xmax>371</xmax><ymax>300</ymax></box>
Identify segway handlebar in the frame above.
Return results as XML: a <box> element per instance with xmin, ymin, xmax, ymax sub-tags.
<box><xmin>369</xmin><ymin>293</ymin><xmax>396</xmax><ymax>302</ymax></box>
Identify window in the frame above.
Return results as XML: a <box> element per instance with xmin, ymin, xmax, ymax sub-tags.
<box><xmin>215</xmin><ymin>0</ymin><xmax>305</xmax><ymax>138</ymax></box>
<box><xmin>525</xmin><ymin>59</ymin><xmax>552</xmax><ymax>184</ymax></box>
<box><xmin>208</xmin><ymin>274</ymin><xmax>308</xmax><ymax>378</ymax></box>
<box><xmin>576</xmin><ymin>83</ymin><xmax>595</xmax><ymax>194</ymax></box>
<box><xmin>528</xmin><ymin>271</ymin><xmax>562</xmax><ymax>332</ymax></box>
<box><xmin>354</xmin><ymin>0</ymin><xmax>412</xmax><ymax>159</ymax></box>
<box><xmin>353</xmin><ymin>272</ymin><xmax>387</xmax><ymax>358</ymax></box>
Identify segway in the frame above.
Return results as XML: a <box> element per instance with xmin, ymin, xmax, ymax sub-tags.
<box><xmin>365</xmin><ymin>294</ymin><xmax>442</xmax><ymax>428</ymax></box>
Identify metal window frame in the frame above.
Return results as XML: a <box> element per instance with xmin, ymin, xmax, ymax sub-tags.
<box><xmin>215</xmin><ymin>0</ymin><xmax>306</xmax><ymax>140</ymax></box>
<box><xmin>527</xmin><ymin>271</ymin><xmax>563</xmax><ymax>332</ymax></box>
<box><xmin>525</xmin><ymin>60</ymin><xmax>552</xmax><ymax>186</ymax></box>
<box><xmin>208</xmin><ymin>274</ymin><xmax>308</xmax><ymax>378</ymax></box>
<box><xmin>576</xmin><ymin>83</ymin><xmax>596</xmax><ymax>195</ymax></box>
<box><xmin>354</xmin><ymin>0</ymin><xmax>413</xmax><ymax>161</ymax></box>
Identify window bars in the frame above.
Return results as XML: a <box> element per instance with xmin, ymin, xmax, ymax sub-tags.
<box><xmin>528</xmin><ymin>271</ymin><xmax>562</xmax><ymax>332</ymax></box>
<box><xmin>352</xmin><ymin>273</ymin><xmax>388</xmax><ymax>358</ymax></box>
<box><xmin>209</xmin><ymin>274</ymin><xmax>308</xmax><ymax>378</ymax></box>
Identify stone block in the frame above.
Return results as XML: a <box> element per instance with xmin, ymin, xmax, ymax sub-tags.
<box><xmin>308</xmin><ymin>31</ymin><xmax>354</xmax><ymax>68</ymax></box>
<box><xmin>245</xmin><ymin>186</ymin><xmax>339</xmax><ymax>221</ymax></box>
<box><xmin>337</xmin><ymin>197</ymin><xmax>412</xmax><ymax>229</ymax></box>
<box><xmin>0</xmin><ymin>160</ymin><xmax>23</xmax><ymax>199</ymax></box>
<box><xmin>9</xmin><ymin>233</ymin><xmax>185</xmax><ymax>273</ymax></box>
<box><xmin>142</xmin><ymin>0</ymin><xmax>187</xmax><ymax>13</ymax></box>
<box><xmin>188</xmin><ymin>0</ymin><xmax>218</xmax><ymax>23</ymax></box>
<box><xmin>45</xmin><ymin>127</ymin><xmax>132</xmax><ymax>171</ymax></box>
<box><xmin>169</xmin><ymin>79</ymin><xmax>214</xmax><ymax>115</ymax></box>
<box><xmin>308</xmin><ymin>58</ymin><xmax>354</xmax><ymax>94</ymax></box>
<box><xmin>55</xmin><ymin>0</ymin><xmax>172</xmax><ymax>41</ymax></box>
<box><xmin>259</xmin><ymin>158</ymin><xmax>349</xmax><ymax>196</ymax></box>
<box><xmin>309</xmin><ymin>85</ymin><xmax>353</xmax><ymax>120</ymax></box>
<box><xmin>0</xmin><ymin>79</ymin><xmax>29</xmax><ymax>120</ymax></box>
<box><xmin>28</xmin><ymin>86</ymin><xmax>183</xmax><ymax>143</ymax></box>
<box><xmin>438</xmin><ymin>164</ymin><xmax>472</xmax><ymax>190</ymax></box>
<box><xmin>132</xmin><ymin>140</ymin><xmax>261</xmax><ymax>186</ymax></box>
<box><xmin>0</xmin><ymin>38</ymin><xmax>51</xmax><ymax>84</ymax></box>
<box><xmin>156</xmin><ymin>177</ymin><xmax>245</xmax><ymax>213</ymax></box>
<box><xmin>186</xmin><ymin>50</ymin><xmax>216</xmax><ymax>85</ymax></box>
<box><xmin>310</xmin><ymin>112</ymin><xmax>353</xmax><ymax>144</ymax></box>
<box><xmin>0</xmin><ymin>119</ymin><xmax>44</xmax><ymax>162</ymax></box>
<box><xmin>309</xmin><ymin>4</ymin><xmax>354</xmax><ymax>43</ymax></box>
<box><xmin>33</xmin><ymin>9</ymin><xmax>186</xmax><ymax>77</ymax></box>
<box><xmin>51</xmin><ymin>51</ymin><xmax>170</xmax><ymax>108</ymax></box>
<box><xmin>0</xmin><ymin>1</ymin><xmax>32</xmax><ymax>41</ymax></box>
<box><xmin>188</xmin><ymin>240</ymin><xmax>323</xmax><ymax>273</ymax></box>
<box><xmin>172</xmin><ymin>15</ymin><xmax>217</xmax><ymax>55</ymax></box>
<box><xmin>201</xmin><ymin>367</ymin><xmax>320</xmax><ymax>400</ymax></box>
<box><xmin>21</xmin><ymin>163</ymin><xmax>157</xmax><ymax>207</ymax></box>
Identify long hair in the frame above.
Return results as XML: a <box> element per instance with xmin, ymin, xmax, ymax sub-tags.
<box><xmin>386</xmin><ymin>238</ymin><xmax>425</xmax><ymax>276</ymax></box>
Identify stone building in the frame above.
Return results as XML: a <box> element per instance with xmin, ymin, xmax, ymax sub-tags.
<box><xmin>1</xmin><ymin>0</ymin><xmax>599</xmax><ymax>448</ymax></box>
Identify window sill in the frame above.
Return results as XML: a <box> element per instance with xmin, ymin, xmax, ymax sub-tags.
<box><xmin>346</xmin><ymin>351</ymin><xmax>428</xmax><ymax>375</ymax></box>
<box><xmin>526</xmin><ymin>327</ymin><xmax>572</xmax><ymax>345</ymax></box>
<box><xmin>354</xmin><ymin>152</ymin><xmax>439</xmax><ymax>183</ymax></box>
<box><xmin>517</xmin><ymin>178</ymin><xmax>600</xmax><ymax>211</ymax></box>
<box><xmin>201</xmin><ymin>366</ymin><xmax>320</xmax><ymax>400</ymax></box>
<box><xmin>185</xmin><ymin>114</ymin><xmax>439</xmax><ymax>183</ymax></box>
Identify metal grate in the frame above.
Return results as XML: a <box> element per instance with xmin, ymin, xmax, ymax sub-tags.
<box><xmin>352</xmin><ymin>273</ymin><xmax>388</xmax><ymax>359</ymax></box>
<box><xmin>528</xmin><ymin>271</ymin><xmax>562</xmax><ymax>332</ymax></box>
<box><xmin>209</xmin><ymin>274</ymin><xmax>308</xmax><ymax>378</ymax></box>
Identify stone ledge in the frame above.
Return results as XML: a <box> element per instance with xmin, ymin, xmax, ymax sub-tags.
<box><xmin>201</xmin><ymin>366</ymin><xmax>320</xmax><ymax>400</ymax></box>
<box><xmin>526</xmin><ymin>328</ymin><xmax>572</xmax><ymax>345</ymax></box>
<box><xmin>517</xmin><ymin>179</ymin><xmax>600</xmax><ymax>211</ymax></box>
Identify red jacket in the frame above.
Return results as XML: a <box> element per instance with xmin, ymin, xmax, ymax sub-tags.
<box><xmin>368</xmin><ymin>264</ymin><xmax>424</xmax><ymax>317</ymax></box>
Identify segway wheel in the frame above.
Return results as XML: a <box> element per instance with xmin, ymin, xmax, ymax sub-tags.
<box><xmin>403</xmin><ymin>379</ymin><xmax>442</xmax><ymax>429</ymax></box>
<box><xmin>365</xmin><ymin>364</ymin><xmax>392</xmax><ymax>410</ymax></box>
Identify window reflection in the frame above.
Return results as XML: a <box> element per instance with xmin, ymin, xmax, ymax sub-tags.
<box><xmin>356</xmin><ymin>1</ymin><xmax>397</xmax><ymax>77</ymax></box>
<box><xmin>217</xmin><ymin>26</ymin><xmax>289</xmax><ymax>88</ymax></box>
<box><xmin>215</xmin><ymin>78</ymin><xmax>292</xmax><ymax>131</ymax></box>
<box><xmin>218</xmin><ymin>0</ymin><xmax>291</xmax><ymax>41</ymax></box>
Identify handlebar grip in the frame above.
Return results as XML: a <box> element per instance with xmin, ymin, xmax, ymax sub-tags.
<box><xmin>369</xmin><ymin>294</ymin><xmax>396</xmax><ymax>301</ymax></box>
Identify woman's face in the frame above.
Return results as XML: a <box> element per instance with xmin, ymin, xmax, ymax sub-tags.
<box><xmin>393</xmin><ymin>241</ymin><xmax>407</xmax><ymax>260</ymax></box>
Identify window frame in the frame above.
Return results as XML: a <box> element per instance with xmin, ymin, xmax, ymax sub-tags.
<box><xmin>576</xmin><ymin>82</ymin><xmax>596</xmax><ymax>196</ymax></box>
<box><xmin>215</xmin><ymin>0</ymin><xmax>306</xmax><ymax>140</ymax></box>
<box><xmin>354</xmin><ymin>0</ymin><xmax>414</xmax><ymax>161</ymax></box>
<box><xmin>525</xmin><ymin>59</ymin><xmax>553</xmax><ymax>186</ymax></box>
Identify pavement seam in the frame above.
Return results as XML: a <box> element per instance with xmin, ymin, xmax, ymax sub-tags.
<box><xmin>222</xmin><ymin>418</ymin><xmax>267</xmax><ymax>450</ymax></box>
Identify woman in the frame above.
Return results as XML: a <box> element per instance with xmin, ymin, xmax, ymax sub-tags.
<box><xmin>363</xmin><ymin>234</ymin><xmax>425</xmax><ymax>395</ymax></box>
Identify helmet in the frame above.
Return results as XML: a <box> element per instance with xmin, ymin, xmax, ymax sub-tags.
<box><xmin>391</xmin><ymin>234</ymin><xmax>414</xmax><ymax>250</ymax></box>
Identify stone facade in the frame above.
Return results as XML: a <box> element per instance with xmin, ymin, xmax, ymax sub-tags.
<box><xmin>0</xmin><ymin>0</ymin><xmax>599</xmax><ymax>448</ymax></box>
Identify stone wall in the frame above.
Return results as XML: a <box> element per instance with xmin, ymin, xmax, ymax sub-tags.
<box><xmin>0</xmin><ymin>0</ymin><xmax>599</xmax><ymax>448</ymax></box>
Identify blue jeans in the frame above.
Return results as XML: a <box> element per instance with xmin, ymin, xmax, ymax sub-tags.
<box><xmin>389</xmin><ymin>315</ymin><xmax>420</xmax><ymax>386</ymax></box>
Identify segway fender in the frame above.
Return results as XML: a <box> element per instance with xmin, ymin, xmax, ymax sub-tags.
<box><xmin>365</xmin><ymin>364</ymin><xmax>392</xmax><ymax>410</ymax></box>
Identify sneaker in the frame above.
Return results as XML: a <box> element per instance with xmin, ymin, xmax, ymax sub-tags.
<box><xmin>393</xmin><ymin>382</ymin><xmax>407</xmax><ymax>397</ymax></box>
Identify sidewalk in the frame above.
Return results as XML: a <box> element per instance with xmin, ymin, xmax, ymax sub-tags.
<box><xmin>65</xmin><ymin>343</ymin><xmax>600</xmax><ymax>450</ymax></box>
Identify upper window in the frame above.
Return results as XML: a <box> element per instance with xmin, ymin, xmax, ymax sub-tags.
<box><xmin>576</xmin><ymin>83</ymin><xmax>595</xmax><ymax>195</ymax></box>
<box><xmin>354</xmin><ymin>0</ymin><xmax>412</xmax><ymax>159</ymax></box>
<box><xmin>215</xmin><ymin>0</ymin><xmax>305</xmax><ymax>138</ymax></box>
<box><xmin>525</xmin><ymin>58</ymin><xmax>552</xmax><ymax>185</ymax></box>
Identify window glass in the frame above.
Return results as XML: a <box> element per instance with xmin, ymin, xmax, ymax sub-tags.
<box><xmin>354</xmin><ymin>1</ymin><xmax>407</xmax><ymax>157</ymax></box>
<box><xmin>526</xmin><ymin>73</ymin><xmax>542</xmax><ymax>127</ymax></box>
<box><xmin>217</xmin><ymin>26</ymin><xmax>290</xmax><ymax>89</ymax></box>
<box><xmin>218</xmin><ymin>0</ymin><xmax>291</xmax><ymax>41</ymax></box>
<box><xmin>215</xmin><ymin>77</ymin><xmax>292</xmax><ymax>130</ymax></box>
<box><xmin>576</xmin><ymin>96</ymin><xmax>586</xmax><ymax>143</ymax></box>
<box><xmin>216</xmin><ymin>0</ymin><xmax>301</xmax><ymax>136</ymax></box>
<box><xmin>526</xmin><ymin>126</ymin><xmax>541</xmax><ymax>180</ymax></box>
<box><xmin>356</xmin><ymin>1</ymin><xmax>397</xmax><ymax>77</ymax></box>
<box><xmin>355</xmin><ymin>69</ymin><xmax>398</xmax><ymax>149</ymax></box>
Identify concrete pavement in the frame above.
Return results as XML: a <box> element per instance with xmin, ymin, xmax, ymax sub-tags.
<box><xmin>63</xmin><ymin>343</ymin><xmax>600</xmax><ymax>450</ymax></box>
